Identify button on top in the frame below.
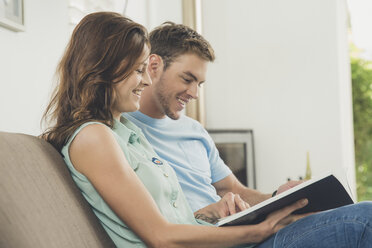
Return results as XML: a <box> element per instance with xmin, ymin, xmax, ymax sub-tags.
<box><xmin>163</xmin><ymin>173</ymin><xmax>169</xmax><ymax>177</ymax></box>
<box><xmin>173</xmin><ymin>202</ymin><xmax>177</xmax><ymax>208</ymax></box>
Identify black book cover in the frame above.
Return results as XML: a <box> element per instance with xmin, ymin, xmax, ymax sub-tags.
<box><xmin>217</xmin><ymin>174</ymin><xmax>354</xmax><ymax>226</ymax></box>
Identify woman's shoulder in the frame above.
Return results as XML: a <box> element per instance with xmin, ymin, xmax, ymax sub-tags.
<box><xmin>71</xmin><ymin>122</ymin><xmax>113</xmax><ymax>149</ymax></box>
<box><xmin>68</xmin><ymin>121</ymin><xmax>120</xmax><ymax>174</ymax></box>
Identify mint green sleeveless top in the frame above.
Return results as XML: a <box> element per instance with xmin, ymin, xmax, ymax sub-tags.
<box><xmin>61</xmin><ymin>117</ymin><xmax>206</xmax><ymax>247</ymax></box>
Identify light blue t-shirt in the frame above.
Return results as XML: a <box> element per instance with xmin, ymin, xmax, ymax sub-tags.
<box><xmin>124</xmin><ymin>111</ymin><xmax>232</xmax><ymax>212</ymax></box>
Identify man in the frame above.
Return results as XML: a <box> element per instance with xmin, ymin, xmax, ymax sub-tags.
<box><xmin>123</xmin><ymin>23</ymin><xmax>372</xmax><ymax>247</ymax></box>
<box><xmin>124</xmin><ymin>22</ymin><xmax>279</xmax><ymax>220</ymax></box>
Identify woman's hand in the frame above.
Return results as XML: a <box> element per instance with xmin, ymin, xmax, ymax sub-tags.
<box><xmin>250</xmin><ymin>198</ymin><xmax>312</xmax><ymax>243</ymax></box>
<box><xmin>194</xmin><ymin>192</ymin><xmax>250</xmax><ymax>224</ymax></box>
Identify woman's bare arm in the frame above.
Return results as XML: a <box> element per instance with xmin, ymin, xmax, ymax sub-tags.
<box><xmin>69</xmin><ymin>124</ymin><xmax>309</xmax><ymax>248</ymax></box>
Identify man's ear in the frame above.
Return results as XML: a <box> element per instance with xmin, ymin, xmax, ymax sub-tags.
<box><xmin>148</xmin><ymin>54</ymin><xmax>163</xmax><ymax>79</ymax></box>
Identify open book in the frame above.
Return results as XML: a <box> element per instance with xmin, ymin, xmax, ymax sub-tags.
<box><xmin>217</xmin><ymin>173</ymin><xmax>354</xmax><ymax>226</ymax></box>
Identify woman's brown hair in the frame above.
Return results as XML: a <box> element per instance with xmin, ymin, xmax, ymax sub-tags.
<box><xmin>41</xmin><ymin>12</ymin><xmax>149</xmax><ymax>151</ymax></box>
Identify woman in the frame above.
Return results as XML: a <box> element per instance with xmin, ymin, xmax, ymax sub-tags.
<box><xmin>42</xmin><ymin>12</ymin><xmax>308</xmax><ymax>247</ymax></box>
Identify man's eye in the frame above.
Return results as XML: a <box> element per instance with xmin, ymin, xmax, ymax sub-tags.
<box><xmin>183</xmin><ymin>78</ymin><xmax>192</xmax><ymax>83</ymax></box>
<box><xmin>136</xmin><ymin>69</ymin><xmax>144</xmax><ymax>74</ymax></box>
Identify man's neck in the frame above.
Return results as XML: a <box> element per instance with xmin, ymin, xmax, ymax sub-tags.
<box><xmin>138</xmin><ymin>106</ymin><xmax>166</xmax><ymax>119</ymax></box>
<box><xmin>139</xmin><ymin>91</ymin><xmax>166</xmax><ymax>119</ymax></box>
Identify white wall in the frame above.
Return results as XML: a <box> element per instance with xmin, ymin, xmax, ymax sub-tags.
<box><xmin>0</xmin><ymin>0</ymin><xmax>181</xmax><ymax>136</ymax></box>
<box><xmin>0</xmin><ymin>0</ymin><xmax>356</xmax><ymax>198</ymax></box>
<box><xmin>0</xmin><ymin>0</ymin><xmax>70</xmax><ymax>135</ymax></box>
<box><xmin>126</xmin><ymin>0</ymin><xmax>182</xmax><ymax>30</ymax></box>
<box><xmin>201</xmin><ymin>0</ymin><xmax>356</xmax><ymax>196</ymax></box>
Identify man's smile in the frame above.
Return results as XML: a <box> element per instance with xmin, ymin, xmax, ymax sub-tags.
<box><xmin>176</xmin><ymin>97</ymin><xmax>189</xmax><ymax>106</ymax></box>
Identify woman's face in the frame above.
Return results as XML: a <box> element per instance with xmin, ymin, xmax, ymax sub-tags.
<box><xmin>112</xmin><ymin>46</ymin><xmax>151</xmax><ymax>119</ymax></box>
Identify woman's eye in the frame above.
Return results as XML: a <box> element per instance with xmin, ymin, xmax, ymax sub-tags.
<box><xmin>136</xmin><ymin>69</ymin><xmax>144</xmax><ymax>74</ymax></box>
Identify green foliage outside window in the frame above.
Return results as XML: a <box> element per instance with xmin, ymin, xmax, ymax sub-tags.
<box><xmin>351</xmin><ymin>46</ymin><xmax>372</xmax><ymax>201</ymax></box>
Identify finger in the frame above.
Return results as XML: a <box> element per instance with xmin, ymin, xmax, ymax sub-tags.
<box><xmin>272</xmin><ymin>222</ymin><xmax>291</xmax><ymax>233</ymax></box>
<box><xmin>224</xmin><ymin>193</ymin><xmax>236</xmax><ymax>215</ymax></box>
<box><xmin>277</xmin><ymin>180</ymin><xmax>303</xmax><ymax>194</ymax></box>
<box><xmin>234</xmin><ymin>195</ymin><xmax>244</xmax><ymax>211</ymax></box>
<box><xmin>275</xmin><ymin>215</ymin><xmax>294</xmax><ymax>226</ymax></box>
<box><xmin>267</xmin><ymin>198</ymin><xmax>308</xmax><ymax>223</ymax></box>
<box><xmin>265</xmin><ymin>199</ymin><xmax>309</xmax><ymax>234</ymax></box>
<box><xmin>281</xmin><ymin>199</ymin><xmax>308</xmax><ymax>217</ymax></box>
<box><xmin>234</xmin><ymin>194</ymin><xmax>248</xmax><ymax>211</ymax></box>
<box><xmin>275</xmin><ymin>212</ymin><xmax>314</xmax><ymax>231</ymax></box>
<box><xmin>287</xmin><ymin>180</ymin><xmax>303</xmax><ymax>187</ymax></box>
<box><xmin>218</xmin><ymin>211</ymin><xmax>228</xmax><ymax>218</ymax></box>
<box><xmin>217</xmin><ymin>206</ymin><xmax>228</xmax><ymax>218</ymax></box>
<box><xmin>290</xmin><ymin>211</ymin><xmax>315</xmax><ymax>222</ymax></box>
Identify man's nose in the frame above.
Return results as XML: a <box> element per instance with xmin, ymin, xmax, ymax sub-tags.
<box><xmin>186</xmin><ymin>83</ymin><xmax>199</xmax><ymax>99</ymax></box>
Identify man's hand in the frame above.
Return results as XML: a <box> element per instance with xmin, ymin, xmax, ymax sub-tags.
<box><xmin>276</xmin><ymin>180</ymin><xmax>303</xmax><ymax>195</ymax></box>
<box><xmin>194</xmin><ymin>192</ymin><xmax>250</xmax><ymax>224</ymax></box>
<box><xmin>213</xmin><ymin>174</ymin><xmax>271</xmax><ymax>206</ymax></box>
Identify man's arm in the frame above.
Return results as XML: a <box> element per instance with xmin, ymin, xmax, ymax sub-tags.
<box><xmin>213</xmin><ymin>174</ymin><xmax>304</xmax><ymax>207</ymax></box>
<box><xmin>213</xmin><ymin>174</ymin><xmax>271</xmax><ymax>206</ymax></box>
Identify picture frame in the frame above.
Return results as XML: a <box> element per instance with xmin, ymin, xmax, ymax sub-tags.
<box><xmin>208</xmin><ymin>129</ymin><xmax>257</xmax><ymax>189</ymax></box>
<box><xmin>0</xmin><ymin>0</ymin><xmax>25</xmax><ymax>32</ymax></box>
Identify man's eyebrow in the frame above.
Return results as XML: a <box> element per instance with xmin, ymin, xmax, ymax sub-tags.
<box><xmin>182</xmin><ymin>71</ymin><xmax>198</xmax><ymax>81</ymax></box>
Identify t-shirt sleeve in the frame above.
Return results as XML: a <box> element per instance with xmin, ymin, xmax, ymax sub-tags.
<box><xmin>201</xmin><ymin>128</ymin><xmax>232</xmax><ymax>183</ymax></box>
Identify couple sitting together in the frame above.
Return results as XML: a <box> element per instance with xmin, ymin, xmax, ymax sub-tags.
<box><xmin>42</xmin><ymin>12</ymin><xmax>372</xmax><ymax>248</ymax></box>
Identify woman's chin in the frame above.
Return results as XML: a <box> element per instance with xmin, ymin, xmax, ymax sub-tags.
<box><xmin>123</xmin><ymin>104</ymin><xmax>140</xmax><ymax>113</ymax></box>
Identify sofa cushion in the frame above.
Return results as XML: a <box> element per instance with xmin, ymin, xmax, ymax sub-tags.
<box><xmin>0</xmin><ymin>132</ymin><xmax>115</xmax><ymax>248</ymax></box>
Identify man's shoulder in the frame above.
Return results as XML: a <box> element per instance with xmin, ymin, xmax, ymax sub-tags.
<box><xmin>123</xmin><ymin>112</ymin><xmax>154</xmax><ymax>127</ymax></box>
<box><xmin>123</xmin><ymin>112</ymin><xmax>141</xmax><ymax>122</ymax></box>
<box><xmin>180</xmin><ymin>115</ymin><xmax>204</xmax><ymax>129</ymax></box>
<box><xmin>124</xmin><ymin>112</ymin><xmax>205</xmax><ymax>133</ymax></box>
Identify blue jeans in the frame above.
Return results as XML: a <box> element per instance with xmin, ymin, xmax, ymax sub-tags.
<box><xmin>255</xmin><ymin>202</ymin><xmax>372</xmax><ymax>248</ymax></box>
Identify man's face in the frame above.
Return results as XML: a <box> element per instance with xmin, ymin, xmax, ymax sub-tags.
<box><xmin>153</xmin><ymin>53</ymin><xmax>208</xmax><ymax>120</ymax></box>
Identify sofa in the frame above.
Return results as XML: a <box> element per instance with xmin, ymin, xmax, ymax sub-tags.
<box><xmin>0</xmin><ymin>131</ymin><xmax>115</xmax><ymax>247</ymax></box>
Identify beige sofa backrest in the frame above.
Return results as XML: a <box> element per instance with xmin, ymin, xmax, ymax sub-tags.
<box><xmin>0</xmin><ymin>132</ymin><xmax>115</xmax><ymax>248</ymax></box>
